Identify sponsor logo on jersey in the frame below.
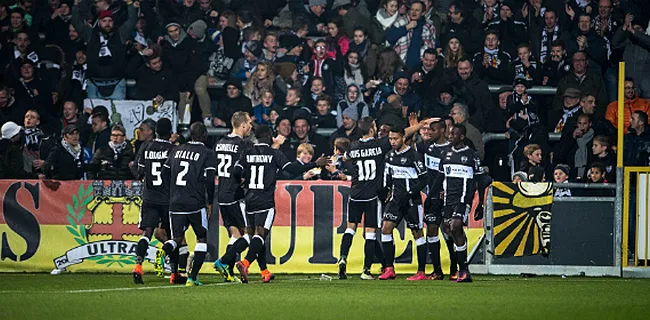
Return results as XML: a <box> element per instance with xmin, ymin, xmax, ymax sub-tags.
<box><xmin>443</xmin><ymin>164</ymin><xmax>474</xmax><ymax>179</ymax></box>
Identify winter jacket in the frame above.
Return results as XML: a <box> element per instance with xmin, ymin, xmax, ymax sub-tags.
<box><xmin>563</xmin><ymin>29</ymin><xmax>608</xmax><ymax>74</ymax></box>
<box><xmin>486</xmin><ymin>19</ymin><xmax>528</xmax><ymax>57</ymax></box>
<box><xmin>161</xmin><ymin>30</ymin><xmax>205</xmax><ymax>92</ymax></box>
<box><xmin>612</xmin><ymin>28</ymin><xmax>650</xmax><ymax>99</ymax></box>
<box><xmin>135</xmin><ymin>66</ymin><xmax>179</xmax><ymax>101</ymax></box>
<box><xmin>472</xmin><ymin>49</ymin><xmax>512</xmax><ymax>85</ymax></box>
<box><xmin>215</xmin><ymin>94</ymin><xmax>253</xmax><ymax>127</ymax></box>
<box><xmin>605</xmin><ymin>96</ymin><xmax>650</xmax><ymax>134</ymax></box>
<box><xmin>89</xmin><ymin>143</ymin><xmax>136</xmax><ymax>180</ymax></box>
<box><xmin>552</xmin><ymin>71</ymin><xmax>608</xmax><ymax>119</ymax></box>
<box><xmin>43</xmin><ymin>141</ymin><xmax>88</xmax><ymax>180</ymax></box>
<box><xmin>441</xmin><ymin>17</ymin><xmax>483</xmax><ymax>56</ymax></box>
<box><xmin>623</xmin><ymin>127</ymin><xmax>650</xmax><ymax>166</ymax></box>
<box><xmin>0</xmin><ymin>139</ymin><xmax>38</xmax><ymax>179</ymax></box>
<box><xmin>451</xmin><ymin>73</ymin><xmax>492</xmax><ymax>132</ymax></box>
<box><xmin>386</xmin><ymin>16</ymin><xmax>435</xmax><ymax>66</ymax></box>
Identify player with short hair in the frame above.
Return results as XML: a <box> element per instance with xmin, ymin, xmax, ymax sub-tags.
<box><xmin>431</xmin><ymin>124</ymin><xmax>483</xmax><ymax>283</ymax></box>
<box><xmin>162</xmin><ymin>122</ymin><xmax>217</xmax><ymax>286</ymax></box>
<box><xmin>378</xmin><ymin>126</ymin><xmax>429</xmax><ymax>280</ymax></box>
<box><xmin>213</xmin><ymin>112</ymin><xmax>255</xmax><ymax>282</ymax></box>
<box><xmin>132</xmin><ymin>118</ymin><xmax>181</xmax><ymax>284</ymax></box>
<box><xmin>422</xmin><ymin>120</ymin><xmax>453</xmax><ymax>280</ymax></box>
<box><xmin>233</xmin><ymin>125</ymin><xmax>291</xmax><ymax>283</ymax></box>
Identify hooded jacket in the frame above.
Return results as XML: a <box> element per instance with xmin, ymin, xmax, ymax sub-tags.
<box><xmin>90</xmin><ymin>142</ymin><xmax>136</xmax><ymax>180</ymax></box>
<box><xmin>624</xmin><ymin>126</ymin><xmax>650</xmax><ymax>166</ymax></box>
<box><xmin>0</xmin><ymin>138</ymin><xmax>38</xmax><ymax>179</ymax></box>
<box><xmin>161</xmin><ymin>26</ymin><xmax>206</xmax><ymax>92</ymax></box>
<box><xmin>216</xmin><ymin>81</ymin><xmax>253</xmax><ymax>127</ymax></box>
<box><xmin>336</xmin><ymin>84</ymin><xmax>369</xmax><ymax>127</ymax></box>
<box><xmin>452</xmin><ymin>72</ymin><xmax>492</xmax><ymax>132</ymax></box>
<box><xmin>43</xmin><ymin>140</ymin><xmax>88</xmax><ymax>180</ymax></box>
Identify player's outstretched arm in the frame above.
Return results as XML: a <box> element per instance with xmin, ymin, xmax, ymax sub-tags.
<box><xmin>404</xmin><ymin>117</ymin><xmax>441</xmax><ymax>138</ymax></box>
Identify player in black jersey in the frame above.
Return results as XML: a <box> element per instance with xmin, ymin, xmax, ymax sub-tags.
<box><xmin>378</xmin><ymin>126</ymin><xmax>429</xmax><ymax>281</ymax></box>
<box><xmin>161</xmin><ymin>122</ymin><xmax>216</xmax><ymax>287</ymax></box>
<box><xmin>212</xmin><ymin>112</ymin><xmax>254</xmax><ymax>283</ymax></box>
<box><xmin>132</xmin><ymin>118</ymin><xmax>179</xmax><ymax>284</ymax></box>
<box><xmin>233</xmin><ymin>125</ymin><xmax>290</xmax><ymax>283</ymax></box>
<box><xmin>337</xmin><ymin>117</ymin><xmax>439</xmax><ymax>280</ymax></box>
<box><xmin>422</xmin><ymin>121</ymin><xmax>453</xmax><ymax>280</ymax></box>
<box><xmin>431</xmin><ymin>124</ymin><xmax>482</xmax><ymax>283</ymax></box>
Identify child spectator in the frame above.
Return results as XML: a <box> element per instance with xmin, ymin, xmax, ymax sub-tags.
<box><xmin>583</xmin><ymin>162</ymin><xmax>615</xmax><ymax>197</ymax></box>
<box><xmin>520</xmin><ymin>143</ymin><xmax>543</xmax><ymax>174</ymax></box>
<box><xmin>312</xmin><ymin>94</ymin><xmax>337</xmax><ymax>129</ymax></box>
<box><xmin>553</xmin><ymin>164</ymin><xmax>572</xmax><ymax>198</ymax></box>
<box><xmin>591</xmin><ymin>135</ymin><xmax>616</xmax><ymax>182</ymax></box>
<box><xmin>252</xmin><ymin>89</ymin><xmax>275</xmax><ymax>126</ymax></box>
<box><xmin>512</xmin><ymin>171</ymin><xmax>528</xmax><ymax>183</ymax></box>
<box><xmin>282</xmin><ymin>143</ymin><xmax>330</xmax><ymax>180</ymax></box>
<box><xmin>324</xmin><ymin>137</ymin><xmax>350</xmax><ymax>181</ymax></box>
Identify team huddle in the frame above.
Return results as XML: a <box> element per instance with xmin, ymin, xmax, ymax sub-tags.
<box><xmin>131</xmin><ymin>111</ymin><xmax>488</xmax><ymax>286</ymax></box>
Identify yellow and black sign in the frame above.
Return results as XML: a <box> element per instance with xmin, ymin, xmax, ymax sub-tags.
<box><xmin>492</xmin><ymin>182</ymin><xmax>553</xmax><ymax>257</ymax></box>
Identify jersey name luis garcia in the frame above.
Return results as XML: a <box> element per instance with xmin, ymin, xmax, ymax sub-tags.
<box><xmin>424</xmin><ymin>141</ymin><xmax>450</xmax><ymax>197</ymax></box>
<box><xmin>438</xmin><ymin>146</ymin><xmax>482</xmax><ymax>205</ymax></box>
<box><xmin>384</xmin><ymin>146</ymin><xmax>427</xmax><ymax>203</ymax></box>
<box><xmin>164</xmin><ymin>141</ymin><xmax>216</xmax><ymax>213</ymax></box>
<box><xmin>236</xmin><ymin>143</ymin><xmax>290</xmax><ymax>212</ymax></box>
<box><xmin>215</xmin><ymin>134</ymin><xmax>253</xmax><ymax>204</ymax></box>
<box><xmin>345</xmin><ymin>137</ymin><xmax>392</xmax><ymax>201</ymax></box>
<box><xmin>136</xmin><ymin>139</ymin><xmax>175</xmax><ymax>204</ymax></box>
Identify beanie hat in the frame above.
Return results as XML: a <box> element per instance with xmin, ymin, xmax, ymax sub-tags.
<box><xmin>281</xmin><ymin>34</ymin><xmax>303</xmax><ymax>51</ymax></box>
<box><xmin>187</xmin><ymin>20</ymin><xmax>208</xmax><ymax>39</ymax></box>
<box><xmin>245</xmin><ymin>40</ymin><xmax>263</xmax><ymax>58</ymax></box>
<box><xmin>554</xmin><ymin>164</ymin><xmax>571</xmax><ymax>177</ymax></box>
<box><xmin>309</xmin><ymin>0</ymin><xmax>327</xmax><ymax>7</ymax></box>
<box><xmin>342</xmin><ymin>106</ymin><xmax>359</xmax><ymax>122</ymax></box>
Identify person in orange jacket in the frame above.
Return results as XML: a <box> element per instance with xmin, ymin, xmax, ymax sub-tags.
<box><xmin>605</xmin><ymin>77</ymin><xmax>650</xmax><ymax>134</ymax></box>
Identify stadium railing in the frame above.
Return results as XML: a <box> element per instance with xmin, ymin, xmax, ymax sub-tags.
<box><xmin>622</xmin><ymin>167</ymin><xmax>650</xmax><ymax>276</ymax></box>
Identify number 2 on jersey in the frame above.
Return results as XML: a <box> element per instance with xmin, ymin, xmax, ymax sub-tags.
<box><xmin>217</xmin><ymin>154</ymin><xmax>232</xmax><ymax>178</ymax></box>
<box><xmin>356</xmin><ymin>160</ymin><xmax>376</xmax><ymax>181</ymax></box>
<box><xmin>176</xmin><ymin>161</ymin><xmax>189</xmax><ymax>186</ymax></box>
<box><xmin>249</xmin><ymin>165</ymin><xmax>265</xmax><ymax>189</ymax></box>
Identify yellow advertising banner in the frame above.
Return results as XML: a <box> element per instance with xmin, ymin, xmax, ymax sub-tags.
<box><xmin>0</xmin><ymin>180</ymin><xmax>483</xmax><ymax>274</ymax></box>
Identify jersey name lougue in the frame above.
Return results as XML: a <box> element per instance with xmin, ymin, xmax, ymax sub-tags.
<box><xmin>144</xmin><ymin>150</ymin><xmax>168</xmax><ymax>160</ymax></box>
<box><xmin>174</xmin><ymin>150</ymin><xmax>201</xmax><ymax>161</ymax></box>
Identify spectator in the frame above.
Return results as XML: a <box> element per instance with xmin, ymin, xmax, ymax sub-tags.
<box><xmin>422</xmin><ymin>0</ymin><xmax>443</xmax><ymax>39</ymax></box>
<box><xmin>212</xmin><ymin>79</ymin><xmax>252</xmax><ymax>128</ymax></box>
<box><xmin>508</xmin><ymin>78</ymin><xmax>541</xmax><ymax>130</ymax></box>
<box><xmin>551</xmin><ymin>87</ymin><xmax>582</xmax><ymax>133</ymax></box>
<box><xmin>0</xmin><ymin>85</ymin><xmax>28</xmax><ymax>126</ymax></box>
<box><xmin>323</xmin><ymin>137</ymin><xmax>350</xmax><ymax>181</ymax></box>
<box><xmin>261</xmin><ymin>31</ymin><xmax>280</xmax><ymax>63</ymax></box>
<box><xmin>554</xmin><ymin>113</ymin><xmax>595</xmax><ymax>180</ymax></box>
<box><xmin>43</xmin><ymin>1</ymin><xmax>72</xmax><ymax>45</ymax></box>
<box><xmin>244</xmin><ymin>61</ymin><xmax>275</xmax><ymax>106</ymax></box>
<box><xmin>472</xmin><ymin>29</ymin><xmax>512</xmax><ymax>84</ymax></box>
<box><xmin>71</xmin><ymin>4</ymin><xmax>137</xmax><ymax>100</ymax></box>
<box><xmin>452</xmin><ymin>58</ymin><xmax>492</xmax><ymax>132</ymax></box>
<box><xmin>60</xmin><ymin>101</ymin><xmax>90</xmax><ymax>144</ymax></box>
<box><xmin>349</xmin><ymin>26</ymin><xmax>378</xmax><ymax>78</ymax></box>
<box><xmin>43</xmin><ymin>125</ymin><xmax>87</xmax><ymax>180</ymax></box>
<box><xmin>90</xmin><ymin>124</ymin><xmax>135</xmax><ymax>180</ymax></box>
<box><xmin>511</xmin><ymin>43</ymin><xmax>541</xmax><ymax>85</ymax></box>
<box><xmin>564</xmin><ymin>13</ymin><xmax>608</xmax><ymax>74</ymax></box>
<box><xmin>61</xmin><ymin>44</ymin><xmax>87</xmax><ymax>105</ymax></box>
<box><xmin>325</xmin><ymin>16</ymin><xmax>350</xmax><ymax>59</ymax></box>
<box><xmin>309</xmin><ymin>39</ymin><xmax>341</xmax><ymax>101</ymax></box>
<box><xmin>553</xmin><ymin>164</ymin><xmax>572</xmax><ymax>198</ymax></box>
<box><xmin>283</xmin><ymin>142</ymin><xmax>318</xmax><ymax>180</ymax></box>
<box><xmin>336</xmin><ymin>84</ymin><xmax>369</xmax><ymax>127</ymax></box>
<box><xmin>331</xmin><ymin>106</ymin><xmax>362</xmax><ymax>145</ymax></box>
<box><xmin>410</xmin><ymin>48</ymin><xmax>445</xmax><ymax>102</ymax></box>
<box><xmin>90</xmin><ymin>111</ymin><xmax>110</xmax><ymax>152</ymax></box>
<box><xmin>366</xmin><ymin>47</ymin><xmax>404</xmax><ymax>115</ymax></box>
<box><xmin>528</xmin><ymin>165</ymin><xmax>546</xmax><ymax>182</ymax></box>
<box><xmin>232</xmin><ymin>39</ymin><xmax>261</xmax><ymax>81</ymax></box>
<box><xmin>0</xmin><ymin>121</ymin><xmax>37</xmax><ymax>178</ymax></box>
<box><xmin>290</xmin><ymin>0</ymin><xmax>328</xmax><ymax>37</ymax></box>
<box><xmin>371</xmin><ymin>0</ymin><xmax>399</xmax><ymax>45</ymax></box>
<box><xmin>442</xmin><ymin>33</ymin><xmax>465</xmax><ymax>75</ymax></box>
<box><xmin>529</xmin><ymin>8</ymin><xmax>562</xmax><ymax>64</ymax></box>
<box><xmin>197</xmin><ymin>0</ymin><xmax>220</xmax><ymax>29</ymax></box>
<box><xmin>289</xmin><ymin>112</ymin><xmax>330</xmax><ymax>158</ymax></box>
<box><xmin>161</xmin><ymin>21</ymin><xmax>210</xmax><ymax>126</ymax></box>
<box><xmin>1</xmin><ymin>7</ymin><xmax>30</xmax><ymax>45</ymax></box>
<box><xmin>0</xmin><ymin>29</ymin><xmax>40</xmax><ymax>81</ymax></box>
<box><xmin>252</xmin><ymin>89</ymin><xmax>276</xmax><ymax>126</ymax></box>
<box><xmin>553</xmin><ymin>52</ymin><xmax>608</xmax><ymax>119</ymax></box>
<box><xmin>207</xmin><ymin>26</ymin><xmax>240</xmax><ymax>80</ymax></box>
<box><xmin>276</xmin><ymin>33</ymin><xmax>305</xmax><ymax>66</ymax></box>
<box><xmin>442</xmin><ymin>2</ymin><xmax>483</xmax><ymax>56</ymax></box>
<box><xmin>584</xmin><ymin>162</ymin><xmax>614</xmax><ymax>196</ymax></box>
<box><xmin>165</xmin><ymin>0</ymin><xmax>204</xmax><ymax>29</ymax></box>
<box><xmin>605</xmin><ymin>77</ymin><xmax>650</xmax><ymax>133</ymax></box>
<box><xmin>22</xmin><ymin>109</ymin><xmax>50</xmax><ymax>173</ymax></box>
<box><xmin>392</xmin><ymin>72</ymin><xmax>422</xmax><ymax>117</ymax></box>
<box><xmin>278</xmin><ymin>87</ymin><xmax>311</xmax><ymax>120</ymax></box>
<box><xmin>512</xmin><ymin>170</ymin><xmax>528</xmax><ymax>183</ymax></box>
<box><xmin>134</xmin><ymin>119</ymin><xmax>155</xmax><ymax>155</ymax></box>
<box><xmin>450</xmin><ymin>102</ymin><xmax>484</xmax><ymax>160</ymax></box>
<box><xmin>541</xmin><ymin>40</ymin><xmax>571</xmax><ymax>86</ymax></box>
<box><xmin>485</xmin><ymin>86</ymin><xmax>512</xmax><ymax>133</ymax></box>
<box><xmin>273</xmin><ymin>62</ymin><xmax>302</xmax><ymax>107</ymax></box>
<box><xmin>520</xmin><ymin>143</ymin><xmax>542</xmax><ymax>176</ymax></box>
<box><xmin>334</xmin><ymin>0</ymin><xmax>372</xmax><ymax>45</ymax></box>
<box><xmin>591</xmin><ymin>135</ymin><xmax>616</xmax><ymax>181</ymax></box>
<box><xmin>312</xmin><ymin>94</ymin><xmax>338</xmax><ymax>129</ymax></box>
<box><xmin>376</xmin><ymin>94</ymin><xmax>405</xmax><ymax>128</ymax></box>
<box><xmin>135</xmin><ymin>54</ymin><xmax>178</xmax><ymax>103</ymax></box>
<box><xmin>343</xmin><ymin>50</ymin><xmax>367</xmax><ymax>87</ymax></box>
<box><xmin>13</xmin><ymin>60</ymin><xmax>52</xmax><ymax>113</ymax></box>
<box><xmin>486</xmin><ymin>1</ymin><xmax>528</xmax><ymax>57</ymax></box>
<box><xmin>612</xmin><ymin>13</ymin><xmax>650</xmax><ymax>99</ymax></box>
<box><xmin>386</xmin><ymin>0</ymin><xmax>435</xmax><ymax>69</ymax></box>
<box><xmin>623</xmin><ymin>110</ymin><xmax>650</xmax><ymax>166</ymax></box>
<box><xmin>303</xmin><ymin>76</ymin><xmax>327</xmax><ymax>112</ymax></box>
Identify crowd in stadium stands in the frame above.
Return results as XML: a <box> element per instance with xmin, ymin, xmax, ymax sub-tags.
<box><xmin>1</xmin><ymin>0</ymin><xmax>650</xmax><ymax>185</ymax></box>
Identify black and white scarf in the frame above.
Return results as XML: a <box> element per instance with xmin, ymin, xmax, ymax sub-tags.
<box><xmin>540</xmin><ymin>25</ymin><xmax>559</xmax><ymax>64</ymax></box>
<box><xmin>62</xmin><ymin>138</ymin><xmax>81</xmax><ymax>162</ymax></box>
<box><xmin>484</xmin><ymin>47</ymin><xmax>501</xmax><ymax>68</ymax></box>
<box><xmin>24</xmin><ymin>128</ymin><xmax>43</xmax><ymax>151</ymax></box>
<box><xmin>483</xmin><ymin>3</ymin><xmax>499</xmax><ymax>23</ymax></box>
<box><xmin>593</xmin><ymin>17</ymin><xmax>613</xmax><ymax>58</ymax></box>
<box><xmin>108</xmin><ymin>141</ymin><xmax>126</xmax><ymax>161</ymax></box>
<box><xmin>98</xmin><ymin>33</ymin><xmax>112</xmax><ymax>58</ymax></box>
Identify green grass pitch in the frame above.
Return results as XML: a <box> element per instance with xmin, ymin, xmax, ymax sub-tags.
<box><xmin>0</xmin><ymin>273</ymin><xmax>649</xmax><ymax>319</ymax></box>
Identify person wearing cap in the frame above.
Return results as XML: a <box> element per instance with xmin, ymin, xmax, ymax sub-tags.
<box><xmin>212</xmin><ymin>78</ymin><xmax>252</xmax><ymax>128</ymax></box>
<box><xmin>43</xmin><ymin>124</ymin><xmax>87</xmax><ymax>180</ymax></box>
<box><xmin>90</xmin><ymin>124</ymin><xmax>135</xmax><ymax>180</ymax></box>
<box><xmin>336</xmin><ymin>84</ymin><xmax>368</xmax><ymax>128</ymax></box>
<box><xmin>289</xmin><ymin>0</ymin><xmax>329</xmax><ymax>37</ymax></box>
<box><xmin>330</xmin><ymin>103</ymin><xmax>362</xmax><ymax>145</ymax></box>
<box><xmin>386</xmin><ymin>0</ymin><xmax>435</xmax><ymax>69</ymax></box>
<box><xmin>289</xmin><ymin>111</ymin><xmax>331</xmax><ymax>159</ymax></box>
<box><xmin>0</xmin><ymin>121</ymin><xmax>37</xmax><ymax>179</ymax></box>
<box><xmin>553</xmin><ymin>164</ymin><xmax>572</xmax><ymax>197</ymax></box>
<box><xmin>551</xmin><ymin>87</ymin><xmax>583</xmax><ymax>133</ymax></box>
<box><xmin>70</xmin><ymin>1</ymin><xmax>137</xmax><ymax>100</ymax></box>
<box><xmin>232</xmin><ymin>40</ymin><xmax>261</xmax><ymax>81</ymax></box>
<box><xmin>161</xmin><ymin>20</ymin><xmax>211</xmax><ymax>126</ymax></box>
<box><xmin>552</xmin><ymin>51</ymin><xmax>608</xmax><ymax>118</ymax></box>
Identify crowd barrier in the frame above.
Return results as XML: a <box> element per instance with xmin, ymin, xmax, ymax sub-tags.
<box><xmin>623</xmin><ymin>167</ymin><xmax>650</xmax><ymax>277</ymax></box>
